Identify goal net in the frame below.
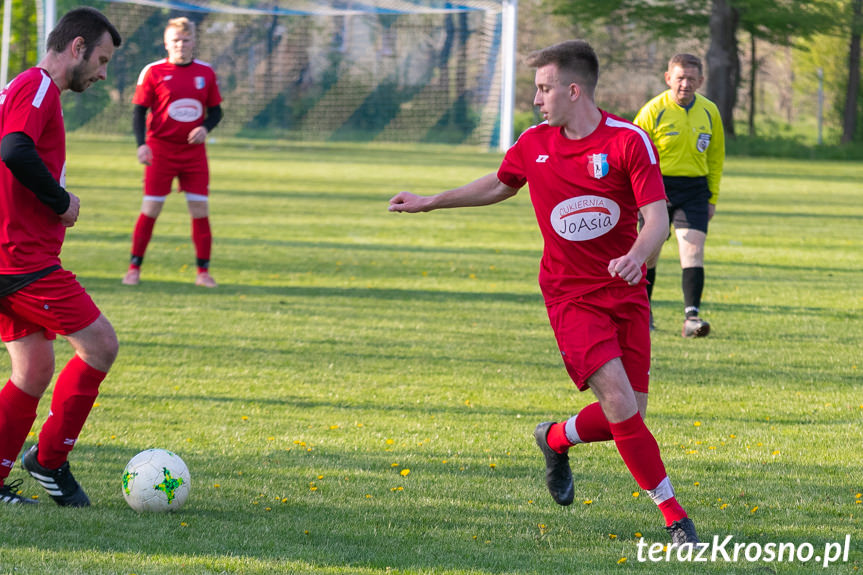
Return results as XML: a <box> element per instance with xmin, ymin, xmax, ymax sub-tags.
<box><xmin>59</xmin><ymin>0</ymin><xmax>509</xmax><ymax>148</ymax></box>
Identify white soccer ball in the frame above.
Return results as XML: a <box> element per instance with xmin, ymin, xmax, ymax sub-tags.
<box><xmin>122</xmin><ymin>448</ymin><xmax>191</xmax><ymax>512</ymax></box>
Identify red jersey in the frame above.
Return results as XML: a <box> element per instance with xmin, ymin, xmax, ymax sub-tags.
<box><xmin>497</xmin><ymin>111</ymin><xmax>666</xmax><ymax>305</ymax></box>
<box><xmin>133</xmin><ymin>59</ymin><xmax>221</xmax><ymax>144</ymax></box>
<box><xmin>0</xmin><ymin>67</ymin><xmax>67</xmax><ymax>274</ymax></box>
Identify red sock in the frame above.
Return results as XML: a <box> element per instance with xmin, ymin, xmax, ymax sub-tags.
<box><xmin>37</xmin><ymin>356</ymin><xmax>106</xmax><ymax>469</ymax></box>
<box><xmin>545</xmin><ymin>422</ymin><xmax>571</xmax><ymax>453</ymax></box>
<box><xmin>131</xmin><ymin>214</ymin><xmax>157</xmax><ymax>265</ymax></box>
<box><xmin>0</xmin><ymin>381</ymin><xmax>40</xmax><ymax>486</ymax></box>
<box><xmin>546</xmin><ymin>402</ymin><xmax>614</xmax><ymax>453</ymax></box>
<box><xmin>609</xmin><ymin>412</ymin><xmax>687</xmax><ymax>526</ymax></box>
<box><xmin>573</xmin><ymin>402</ymin><xmax>613</xmax><ymax>443</ymax></box>
<box><xmin>192</xmin><ymin>217</ymin><xmax>212</xmax><ymax>273</ymax></box>
<box><xmin>658</xmin><ymin>497</ymin><xmax>688</xmax><ymax>525</ymax></box>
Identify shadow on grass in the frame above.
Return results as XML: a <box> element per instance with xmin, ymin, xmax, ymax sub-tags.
<box><xmin>2</xmin><ymin>442</ymin><xmax>860</xmax><ymax>574</ymax></box>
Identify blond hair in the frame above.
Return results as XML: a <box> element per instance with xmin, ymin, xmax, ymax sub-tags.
<box><xmin>165</xmin><ymin>17</ymin><xmax>195</xmax><ymax>37</ymax></box>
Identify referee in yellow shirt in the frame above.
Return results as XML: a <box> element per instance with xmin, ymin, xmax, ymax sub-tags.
<box><xmin>634</xmin><ymin>53</ymin><xmax>725</xmax><ymax>338</ymax></box>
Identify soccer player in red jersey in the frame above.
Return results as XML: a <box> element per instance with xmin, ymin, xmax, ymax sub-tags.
<box><xmin>122</xmin><ymin>17</ymin><xmax>223</xmax><ymax>288</ymax></box>
<box><xmin>389</xmin><ymin>40</ymin><xmax>700</xmax><ymax>545</ymax></box>
<box><xmin>0</xmin><ymin>7</ymin><xmax>121</xmax><ymax>506</ymax></box>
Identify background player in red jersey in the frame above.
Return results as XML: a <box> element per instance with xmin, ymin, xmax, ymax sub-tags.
<box><xmin>389</xmin><ymin>40</ymin><xmax>700</xmax><ymax>545</ymax></box>
<box><xmin>122</xmin><ymin>17</ymin><xmax>223</xmax><ymax>288</ymax></box>
<box><xmin>0</xmin><ymin>7</ymin><xmax>121</xmax><ymax>506</ymax></box>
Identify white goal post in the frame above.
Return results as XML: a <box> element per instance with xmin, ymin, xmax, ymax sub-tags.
<box><xmin>16</xmin><ymin>0</ymin><xmax>517</xmax><ymax>150</ymax></box>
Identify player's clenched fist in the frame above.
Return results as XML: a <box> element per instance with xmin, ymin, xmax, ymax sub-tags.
<box><xmin>389</xmin><ymin>191</ymin><xmax>431</xmax><ymax>213</ymax></box>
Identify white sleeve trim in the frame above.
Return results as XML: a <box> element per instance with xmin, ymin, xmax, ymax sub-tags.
<box><xmin>605</xmin><ymin>117</ymin><xmax>657</xmax><ymax>165</ymax></box>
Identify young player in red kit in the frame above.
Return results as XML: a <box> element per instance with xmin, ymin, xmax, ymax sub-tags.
<box><xmin>0</xmin><ymin>7</ymin><xmax>121</xmax><ymax>506</ymax></box>
<box><xmin>389</xmin><ymin>40</ymin><xmax>700</xmax><ymax>545</ymax></box>
<box><xmin>122</xmin><ymin>17</ymin><xmax>223</xmax><ymax>288</ymax></box>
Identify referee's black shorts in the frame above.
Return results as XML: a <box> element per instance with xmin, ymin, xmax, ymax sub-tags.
<box><xmin>663</xmin><ymin>175</ymin><xmax>711</xmax><ymax>234</ymax></box>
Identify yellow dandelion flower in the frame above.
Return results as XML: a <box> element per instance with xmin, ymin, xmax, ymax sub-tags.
<box><xmin>241</xmin><ymin>416</ymin><xmax>248</xmax><ymax>421</ymax></box>
<box><xmin>618</xmin><ymin>558</ymin><xmax>627</xmax><ymax>564</ymax></box>
<box><xmin>304</xmin><ymin>530</ymin><xmax>309</xmax><ymax>535</ymax></box>
<box><xmin>365</xmin><ymin>494</ymin><xmax>372</xmax><ymax>499</ymax></box>
<box><xmin>93</xmin><ymin>403</ymin><xmax>100</xmax><ymax>408</ymax></box>
<box><xmin>693</xmin><ymin>421</ymin><xmax>701</xmax><ymax>427</ymax></box>
<box><xmin>385</xmin><ymin>439</ymin><xmax>394</xmax><ymax>445</ymax></box>
<box><xmin>729</xmin><ymin>434</ymin><xmax>736</xmax><ymax>439</ymax></box>
<box><xmin>632</xmin><ymin>492</ymin><xmax>639</xmax><ymax>498</ymax></box>
<box><xmin>281</xmin><ymin>498</ymin><xmax>287</xmax><ymax>503</ymax></box>
<box><xmin>609</xmin><ymin>534</ymin><xmax>617</xmax><ymax>539</ymax></box>
<box><xmin>265</xmin><ymin>507</ymin><xmax>272</xmax><ymax>511</ymax></box>
<box><xmin>635</xmin><ymin>532</ymin><xmax>642</xmax><ymax>538</ymax></box>
<box><xmin>750</xmin><ymin>506</ymin><xmax>758</xmax><ymax>513</ymax></box>
<box><xmin>720</xmin><ymin>503</ymin><xmax>728</xmax><ymax>510</ymax></box>
<box><xmin>400</xmin><ymin>469</ymin><xmax>411</xmax><ymax>476</ymax></box>
<box><xmin>583</xmin><ymin>499</ymin><xmax>593</xmax><ymax>505</ymax></box>
<box><xmin>489</xmin><ymin>463</ymin><xmax>496</xmax><ymax>469</ymax></box>
<box><xmin>329</xmin><ymin>425</ymin><xmax>339</xmax><ymax>430</ymax></box>
<box><xmin>772</xmin><ymin>450</ymin><xmax>780</xmax><ymax>455</ymax></box>
<box><xmin>442</xmin><ymin>459</ymin><xmax>448</xmax><ymax>464</ymax></box>
<box><xmin>267</xmin><ymin>437</ymin><xmax>275</xmax><ymax>441</ymax></box>
<box><xmin>694</xmin><ymin>482</ymin><xmax>700</xmax><ymax>486</ymax></box>
<box><xmin>391</xmin><ymin>462</ymin><xmax>399</xmax><ymax>468</ymax></box>
<box><xmin>310</xmin><ymin>486</ymin><xmax>318</xmax><ymax>492</ymax></box>
<box><xmin>180</xmin><ymin>522</ymin><xmax>188</xmax><ymax>527</ymax></box>
<box><xmin>856</xmin><ymin>493</ymin><xmax>861</xmax><ymax>498</ymax></box>
<box><xmin>213</xmin><ymin>484</ymin><xmax>220</xmax><ymax>488</ymax></box>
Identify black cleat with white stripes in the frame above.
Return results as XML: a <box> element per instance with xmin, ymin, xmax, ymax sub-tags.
<box><xmin>0</xmin><ymin>478</ymin><xmax>38</xmax><ymax>505</ymax></box>
<box><xmin>21</xmin><ymin>445</ymin><xmax>90</xmax><ymax>507</ymax></box>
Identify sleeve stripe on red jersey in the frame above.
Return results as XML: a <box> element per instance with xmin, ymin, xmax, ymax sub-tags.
<box><xmin>32</xmin><ymin>70</ymin><xmax>52</xmax><ymax>109</ymax></box>
<box><xmin>604</xmin><ymin>117</ymin><xmax>657</xmax><ymax>165</ymax></box>
<box><xmin>136</xmin><ymin>59</ymin><xmax>167</xmax><ymax>86</ymax></box>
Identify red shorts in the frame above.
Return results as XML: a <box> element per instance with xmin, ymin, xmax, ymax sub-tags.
<box><xmin>0</xmin><ymin>269</ymin><xmax>101</xmax><ymax>342</ymax></box>
<box><xmin>144</xmin><ymin>138</ymin><xmax>209</xmax><ymax>198</ymax></box>
<box><xmin>547</xmin><ymin>284</ymin><xmax>651</xmax><ymax>393</ymax></box>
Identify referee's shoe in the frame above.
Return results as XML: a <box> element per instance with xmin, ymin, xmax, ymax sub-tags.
<box><xmin>21</xmin><ymin>445</ymin><xmax>90</xmax><ymax>507</ymax></box>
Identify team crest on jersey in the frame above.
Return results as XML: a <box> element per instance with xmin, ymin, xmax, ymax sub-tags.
<box><xmin>551</xmin><ymin>195</ymin><xmax>621</xmax><ymax>241</ymax></box>
<box><xmin>588</xmin><ymin>153</ymin><xmax>609</xmax><ymax>179</ymax></box>
<box><xmin>697</xmin><ymin>133</ymin><xmax>711</xmax><ymax>152</ymax></box>
<box><xmin>195</xmin><ymin>76</ymin><xmax>206</xmax><ymax>90</ymax></box>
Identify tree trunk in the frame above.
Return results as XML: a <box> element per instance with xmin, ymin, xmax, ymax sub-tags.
<box><xmin>842</xmin><ymin>0</ymin><xmax>862</xmax><ymax>144</ymax></box>
<box><xmin>705</xmin><ymin>0</ymin><xmax>739</xmax><ymax>137</ymax></box>
<box><xmin>748</xmin><ymin>33</ymin><xmax>756</xmax><ymax>137</ymax></box>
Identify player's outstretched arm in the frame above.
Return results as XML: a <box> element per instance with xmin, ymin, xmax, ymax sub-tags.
<box><xmin>608</xmin><ymin>199</ymin><xmax>669</xmax><ymax>285</ymax></box>
<box><xmin>389</xmin><ymin>172</ymin><xmax>518</xmax><ymax>213</ymax></box>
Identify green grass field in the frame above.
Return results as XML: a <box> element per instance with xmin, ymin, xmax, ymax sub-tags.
<box><xmin>0</xmin><ymin>136</ymin><xmax>860</xmax><ymax>574</ymax></box>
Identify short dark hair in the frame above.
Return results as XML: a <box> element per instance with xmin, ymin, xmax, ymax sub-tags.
<box><xmin>526</xmin><ymin>40</ymin><xmax>599</xmax><ymax>96</ymax></box>
<box><xmin>668</xmin><ymin>53</ymin><xmax>703</xmax><ymax>76</ymax></box>
<box><xmin>47</xmin><ymin>7</ymin><xmax>122</xmax><ymax>60</ymax></box>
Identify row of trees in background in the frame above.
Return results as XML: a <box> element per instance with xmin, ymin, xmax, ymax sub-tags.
<box><xmin>1</xmin><ymin>0</ymin><xmax>861</xmax><ymax>145</ymax></box>
<box><xmin>547</xmin><ymin>0</ymin><xmax>863</xmax><ymax>143</ymax></box>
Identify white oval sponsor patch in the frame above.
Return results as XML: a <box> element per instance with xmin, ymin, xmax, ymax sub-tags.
<box><xmin>551</xmin><ymin>195</ymin><xmax>620</xmax><ymax>241</ymax></box>
<box><xmin>167</xmin><ymin>98</ymin><xmax>203</xmax><ymax>122</ymax></box>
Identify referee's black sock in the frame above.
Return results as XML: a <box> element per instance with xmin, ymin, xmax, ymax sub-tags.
<box><xmin>645</xmin><ymin>267</ymin><xmax>656</xmax><ymax>302</ymax></box>
<box><xmin>682</xmin><ymin>267</ymin><xmax>704</xmax><ymax>318</ymax></box>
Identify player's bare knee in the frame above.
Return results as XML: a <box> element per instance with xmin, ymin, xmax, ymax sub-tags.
<box><xmin>11</xmin><ymin>363</ymin><xmax>55</xmax><ymax>396</ymax></box>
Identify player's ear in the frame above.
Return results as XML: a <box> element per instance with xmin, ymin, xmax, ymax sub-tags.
<box><xmin>569</xmin><ymin>83</ymin><xmax>580</xmax><ymax>101</ymax></box>
<box><xmin>70</xmin><ymin>36</ymin><xmax>86</xmax><ymax>60</ymax></box>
